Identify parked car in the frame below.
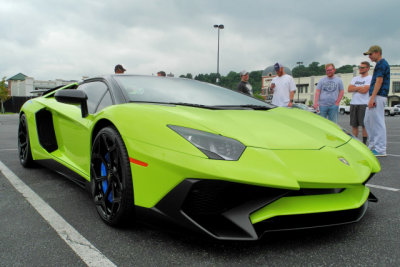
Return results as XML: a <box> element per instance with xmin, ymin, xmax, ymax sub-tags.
<box><xmin>291</xmin><ymin>103</ymin><xmax>317</xmax><ymax>113</ymax></box>
<box><xmin>339</xmin><ymin>105</ymin><xmax>350</xmax><ymax>115</ymax></box>
<box><xmin>384</xmin><ymin>105</ymin><xmax>399</xmax><ymax>116</ymax></box>
<box><xmin>394</xmin><ymin>104</ymin><xmax>400</xmax><ymax>115</ymax></box>
<box><xmin>18</xmin><ymin>75</ymin><xmax>380</xmax><ymax>240</ymax></box>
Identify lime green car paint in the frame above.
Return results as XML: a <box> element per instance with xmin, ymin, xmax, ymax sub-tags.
<box><xmin>250</xmin><ymin>185</ymin><xmax>370</xmax><ymax>224</ymax></box>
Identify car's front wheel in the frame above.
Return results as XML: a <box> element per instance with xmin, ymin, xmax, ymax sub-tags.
<box><xmin>18</xmin><ymin>114</ymin><xmax>35</xmax><ymax>168</ymax></box>
<box><xmin>90</xmin><ymin>126</ymin><xmax>134</xmax><ymax>226</ymax></box>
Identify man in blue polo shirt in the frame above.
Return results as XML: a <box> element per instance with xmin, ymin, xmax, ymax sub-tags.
<box><xmin>363</xmin><ymin>45</ymin><xmax>390</xmax><ymax>157</ymax></box>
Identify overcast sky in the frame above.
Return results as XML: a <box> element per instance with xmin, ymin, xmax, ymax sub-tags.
<box><xmin>1</xmin><ymin>0</ymin><xmax>399</xmax><ymax>81</ymax></box>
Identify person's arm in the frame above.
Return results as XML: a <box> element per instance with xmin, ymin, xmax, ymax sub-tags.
<box><xmin>368</xmin><ymin>77</ymin><xmax>383</xmax><ymax>108</ymax></box>
<box><xmin>288</xmin><ymin>77</ymin><xmax>296</xmax><ymax>107</ymax></box>
<box><xmin>348</xmin><ymin>84</ymin><xmax>370</xmax><ymax>93</ymax></box>
<box><xmin>348</xmin><ymin>84</ymin><xmax>358</xmax><ymax>92</ymax></box>
<box><xmin>313</xmin><ymin>89</ymin><xmax>320</xmax><ymax>109</ymax></box>
<box><xmin>336</xmin><ymin>90</ymin><xmax>344</xmax><ymax>106</ymax></box>
<box><xmin>357</xmin><ymin>84</ymin><xmax>370</xmax><ymax>94</ymax></box>
<box><xmin>288</xmin><ymin>91</ymin><xmax>295</xmax><ymax>107</ymax></box>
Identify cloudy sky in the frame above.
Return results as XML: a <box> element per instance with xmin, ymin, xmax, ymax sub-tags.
<box><xmin>1</xmin><ymin>0</ymin><xmax>399</xmax><ymax>81</ymax></box>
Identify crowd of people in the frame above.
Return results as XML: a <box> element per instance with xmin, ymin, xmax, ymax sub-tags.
<box><xmin>236</xmin><ymin>45</ymin><xmax>389</xmax><ymax>157</ymax></box>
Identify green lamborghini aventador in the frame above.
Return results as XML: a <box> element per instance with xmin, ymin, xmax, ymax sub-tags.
<box><xmin>18</xmin><ymin>75</ymin><xmax>380</xmax><ymax>240</ymax></box>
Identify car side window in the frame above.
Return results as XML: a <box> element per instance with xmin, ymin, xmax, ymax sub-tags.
<box><xmin>96</xmin><ymin>90</ymin><xmax>113</xmax><ymax>112</ymax></box>
<box><xmin>77</xmin><ymin>81</ymin><xmax>108</xmax><ymax>114</ymax></box>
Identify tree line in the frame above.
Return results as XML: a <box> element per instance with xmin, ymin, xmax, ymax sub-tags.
<box><xmin>179</xmin><ymin>62</ymin><xmax>356</xmax><ymax>96</ymax></box>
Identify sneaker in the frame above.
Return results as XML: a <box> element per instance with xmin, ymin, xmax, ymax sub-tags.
<box><xmin>372</xmin><ymin>150</ymin><xmax>387</xmax><ymax>157</ymax></box>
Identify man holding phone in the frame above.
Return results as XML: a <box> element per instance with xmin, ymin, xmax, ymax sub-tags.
<box><xmin>363</xmin><ymin>45</ymin><xmax>390</xmax><ymax>157</ymax></box>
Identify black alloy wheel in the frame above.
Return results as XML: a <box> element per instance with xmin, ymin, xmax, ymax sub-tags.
<box><xmin>18</xmin><ymin>114</ymin><xmax>35</xmax><ymax>167</ymax></box>
<box><xmin>91</xmin><ymin>126</ymin><xmax>134</xmax><ymax>226</ymax></box>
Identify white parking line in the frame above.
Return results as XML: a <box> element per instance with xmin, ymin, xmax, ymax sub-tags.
<box><xmin>0</xmin><ymin>160</ymin><xmax>116</xmax><ymax>267</ymax></box>
<box><xmin>367</xmin><ymin>184</ymin><xmax>400</xmax><ymax>192</ymax></box>
<box><xmin>0</xmin><ymin>148</ymin><xmax>17</xmax><ymax>151</ymax></box>
<box><xmin>387</xmin><ymin>154</ymin><xmax>400</xmax><ymax>157</ymax></box>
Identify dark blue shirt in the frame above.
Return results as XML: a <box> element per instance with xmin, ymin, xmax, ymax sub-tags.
<box><xmin>369</xmin><ymin>58</ymin><xmax>390</xmax><ymax>97</ymax></box>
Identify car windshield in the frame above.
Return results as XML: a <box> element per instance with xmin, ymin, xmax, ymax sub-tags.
<box><xmin>113</xmin><ymin>75</ymin><xmax>274</xmax><ymax>109</ymax></box>
<box><xmin>295</xmin><ymin>104</ymin><xmax>307</xmax><ymax>108</ymax></box>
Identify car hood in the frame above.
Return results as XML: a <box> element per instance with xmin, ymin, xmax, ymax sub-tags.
<box><xmin>110</xmin><ymin>104</ymin><xmax>350</xmax><ymax>150</ymax></box>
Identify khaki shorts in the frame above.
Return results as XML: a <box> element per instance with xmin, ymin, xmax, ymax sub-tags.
<box><xmin>350</xmin><ymin>104</ymin><xmax>367</xmax><ymax>127</ymax></box>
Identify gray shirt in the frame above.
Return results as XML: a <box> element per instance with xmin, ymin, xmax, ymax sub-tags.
<box><xmin>316</xmin><ymin>76</ymin><xmax>344</xmax><ymax>106</ymax></box>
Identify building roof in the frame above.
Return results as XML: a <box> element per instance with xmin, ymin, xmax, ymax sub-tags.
<box><xmin>7</xmin><ymin>73</ymin><xmax>28</xmax><ymax>81</ymax></box>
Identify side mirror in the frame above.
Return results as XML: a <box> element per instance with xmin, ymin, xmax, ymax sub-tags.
<box><xmin>55</xmin><ymin>89</ymin><xmax>89</xmax><ymax>118</ymax></box>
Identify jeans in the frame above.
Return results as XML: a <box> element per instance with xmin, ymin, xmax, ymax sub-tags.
<box><xmin>319</xmin><ymin>105</ymin><xmax>339</xmax><ymax>123</ymax></box>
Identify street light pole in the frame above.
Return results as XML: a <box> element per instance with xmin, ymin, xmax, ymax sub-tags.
<box><xmin>296</xmin><ymin>61</ymin><xmax>303</xmax><ymax>102</ymax></box>
<box><xmin>213</xmin><ymin>24</ymin><xmax>224</xmax><ymax>83</ymax></box>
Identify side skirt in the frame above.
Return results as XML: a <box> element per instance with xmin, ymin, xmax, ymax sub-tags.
<box><xmin>36</xmin><ymin>159</ymin><xmax>89</xmax><ymax>190</ymax></box>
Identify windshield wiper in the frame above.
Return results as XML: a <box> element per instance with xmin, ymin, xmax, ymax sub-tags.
<box><xmin>129</xmin><ymin>101</ymin><xmax>223</xmax><ymax>110</ymax></box>
<box><xmin>215</xmin><ymin>104</ymin><xmax>274</xmax><ymax>110</ymax></box>
<box><xmin>166</xmin><ymin>102</ymin><xmax>225</xmax><ymax>109</ymax></box>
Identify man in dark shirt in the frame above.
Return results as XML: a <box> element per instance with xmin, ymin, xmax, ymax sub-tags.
<box><xmin>363</xmin><ymin>45</ymin><xmax>390</xmax><ymax>157</ymax></box>
<box><xmin>237</xmin><ymin>70</ymin><xmax>253</xmax><ymax>96</ymax></box>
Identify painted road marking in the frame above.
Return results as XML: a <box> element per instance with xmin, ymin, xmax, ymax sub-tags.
<box><xmin>0</xmin><ymin>160</ymin><xmax>116</xmax><ymax>267</ymax></box>
<box><xmin>386</xmin><ymin>154</ymin><xmax>400</xmax><ymax>157</ymax></box>
<box><xmin>367</xmin><ymin>184</ymin><xmax>400</xmax><ymax>192</ymax></box>
<box><xmin>0</xmin><ymin>148</ymin><xmax>17</xmax><ymax>151</ymax></box>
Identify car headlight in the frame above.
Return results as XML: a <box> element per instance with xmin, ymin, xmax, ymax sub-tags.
<box><xmin>168</xmin><ymin>125</ymin><xmax>245</xmax><ymax>160</ymax></box>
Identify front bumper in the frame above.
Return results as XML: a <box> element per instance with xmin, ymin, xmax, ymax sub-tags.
<box><xmin>152</xmin><ymin>179</ymin><xmax>371</xmax><ymax>240</ymax></box>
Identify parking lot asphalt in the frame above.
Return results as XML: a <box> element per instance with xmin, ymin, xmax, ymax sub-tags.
<box><xmin>0</xmin><ymin>113</ymin><xmax>399</xmax><ymax>266</ymax></box>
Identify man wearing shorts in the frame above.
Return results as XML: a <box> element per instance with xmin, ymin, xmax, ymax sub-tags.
<box><xmin>348</xmin><ymin>61</ymin><xmax>371</xmax><ymax>144</ymax></box>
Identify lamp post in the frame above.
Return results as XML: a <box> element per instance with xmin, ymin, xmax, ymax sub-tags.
<box><xmin>213</xmin><ymin>24</ymin><xmax>224</xmax><ymax>83</ymax></box>
<box><xmin>296</xmin><ymin>61</ymin><xmax>303</xmax><ymax>102</ymax></box>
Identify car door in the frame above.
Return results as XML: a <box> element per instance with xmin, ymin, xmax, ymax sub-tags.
<box><xmin>52</xmin><ymin>80</ymin><xmax>112</xmax><ymax>178</ymax></box>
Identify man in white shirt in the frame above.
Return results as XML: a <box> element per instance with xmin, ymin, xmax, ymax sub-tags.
<box><xmin>270</xmin><ymin>63</ymin><xmax>296</xmax><ymax>107</ymax></box>
<box><xmin>348</xmin><ymin>61</ymin><xmax>371</xmax><ymax>144</ymax></box>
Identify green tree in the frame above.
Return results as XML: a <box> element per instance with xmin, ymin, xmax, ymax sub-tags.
<box><xmin>0</xmin><ymin>77</ymin><xmax>10</xmax><ymax>114</ymax></box>
<box><xmin>336</xmin><ymin>65</ymin><xmax>355</xmax><ymax>74</ymax></box>
<box><xmin>292</xmin><ymin>62</ymin><xmax>356</xmax><ymax>77</ymax></box>
<box><xmin>180</xmin><ymin>73</ymin><xmax>193</xmax><ymax>79</ymax></box>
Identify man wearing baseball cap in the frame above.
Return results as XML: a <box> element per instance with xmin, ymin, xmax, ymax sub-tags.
<box><xmin>114</xmin><ymin>64</ymin><xmax>126</xmax><ymax>74</ymax></box>
<box><xmin>237</xmin><ymin>70</ymin><xmax>253</xmax><ymax>96</ymax></box>
<box><xmin>270</xmin><ymin>63</ymin><xmax>296</xmax><ymax>107</ymax></box>
<box><xmin>363</xmin><ymin>45</ymin><xmax>390</xmax><ymax>157</ymax></box>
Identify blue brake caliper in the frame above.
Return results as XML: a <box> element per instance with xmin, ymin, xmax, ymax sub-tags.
<box><xmin>101</xmin><ymin>153</ymin><xmax>113</xmax><ymax>202</ymax></box>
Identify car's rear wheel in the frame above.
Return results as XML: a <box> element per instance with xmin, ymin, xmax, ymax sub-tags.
<box><xmin>18</xmin><ymin>114</ymin><xmax>35</xmax><ymax>168</ymax></box>
<box><xmin>90</xmin><ymin>126</ymin><xmax>134</xmax><ymax>226</ymax></box>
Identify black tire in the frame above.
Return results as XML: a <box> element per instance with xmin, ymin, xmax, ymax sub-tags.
<box><xmin>90</xmin><ymin>126</ymin><xmax>134</xmax><ymax>226</ymax></box>
<box><xmin>18</xmin><ymin>114</ymin><xmax>35</xmax><ymax>168</ymax></box>
<box><xmin>340</xmin><ymin>109</ymin><xmax>345</xmax><ymax>115</ymax></box>
<box><xmin>384</xmin><ymin>110</ymin><xmax>389</xmax><ymax>116</ymax></box>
